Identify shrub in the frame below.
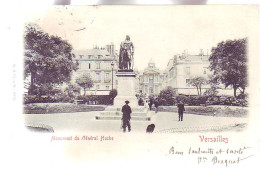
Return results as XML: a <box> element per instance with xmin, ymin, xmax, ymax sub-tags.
<box><xmin>24</xmin><ymin>95</ymin><xmax>57</xmax><ymax>104</ymax></box>
<box><xmin>206</xmin><ymin>95</ymin><xmax>247</xmax><ymax>107</ymax></box>
<box><xmin>176</xmin><ymin>95</ymin><xmax>189</xmax><ymax>104</ymax></box>
<box><xmin>158</xmin><ymin>86</ymin><xmax>176</xmax><ymax>106</ymax></box>
<box><xmin>188</xmin><ymin>96</ymin><xmax>208</xmax><ymax>106</ymax></box>
<box><xmin>109</xmin><ymin>89</ymin><xmax>118</xmax><ymax>99</ymax></box>
<box><xmin>76</xmin><ymin>95</ymin><xmax>113</xmax><ymax>105</ymax></box>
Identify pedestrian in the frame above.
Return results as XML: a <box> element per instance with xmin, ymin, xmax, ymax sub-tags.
<box><xmin>144</xmin><ymin>100</ymin><xmax>149</xmax><ymax>108</ymax></box>
<box><xmin>177</xmin><ymin>101</ymin><xmax>185</xmax><ymax>121</ymax></box>
<box><xmin>148</xmin><ymin>99</ymin><xmax>153</xmax><ymax>111</ymax></box>
<box><xmin>154</xmin><ymin>98</ymin><xmax>159</xmax><ymax>113</ymax></box>
<box><xmin>121</xmin><ymin>100</ymin><xmax>132</xmax><ymax>132</ymax></box>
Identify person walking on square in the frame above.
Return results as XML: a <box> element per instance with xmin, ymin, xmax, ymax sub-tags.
<box><xmin>154</xmin><ymin>98</ymin><xmax>159</xmax><ymax>113</ymax></box>
<box><xmin>148</xmin><ymin>99</ymin><xmax>153</xmax><ymax>111</ymax></box>
<box><xmin>177</xmin><ymin>101</ymin><xmax>185</xmax><ymax>121</ymax></box>
<box><xmin>121</xmin><ymin>100</ymin><xmax>132</xmax><ymax>132</ymax></box>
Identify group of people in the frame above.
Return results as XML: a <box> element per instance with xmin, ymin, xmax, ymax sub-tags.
<box><xmin>121</xmin><ymin>99</ymin><xmax>186</xmax><ymax>133</ymax></box>
<box><xmin>144</xmin><ymin>98</ymin><xmax>159</xmax><ymax>113</ymax></box>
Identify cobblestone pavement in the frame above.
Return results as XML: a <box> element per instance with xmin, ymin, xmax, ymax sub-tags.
<box><xmin>24</xmin><ymin>111</ymin><xmax>248</xmax><ymax>133</ymax></box>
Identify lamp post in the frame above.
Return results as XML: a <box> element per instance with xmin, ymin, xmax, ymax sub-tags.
<box><xmin>111</xmin><ymin>62</ymin><xmax>114</xmax><ymax>90</ymax></box>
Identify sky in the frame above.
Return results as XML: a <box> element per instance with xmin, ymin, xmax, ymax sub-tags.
<box><xmin>24</xmin><ymin>5</ymin><xmax>257</xmax><ymax>70</ymax></box>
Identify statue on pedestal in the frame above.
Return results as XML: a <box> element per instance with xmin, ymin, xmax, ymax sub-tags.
<box><xmin>119</xmin><ymin>35</ymin><xmax>134</xmax><ymax>70</ymax></box>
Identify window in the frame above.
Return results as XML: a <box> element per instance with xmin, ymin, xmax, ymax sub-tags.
<box><xmin>79</xmin><ymin>55</ymin><xmax>84</xmax><ymax>59</ymax></box>
<box><xmin>105</xmin><ymin>72</ymin><xmax>109</xmax><ymax>79</ymax></box>
<box><xmin>155</xmin><ymin>74</ymin><xmax>158</xmax><ymax>82</ymax></box>
<box><xmin>186</xmin><ymin>79</ymin><xmax>191</xmax><ymax>87</ymax></box>
<box><xmin>96</xmin><ymin>85</ymin><xmax>100</xmax><ymax>90</ymax></box>
<box><xmin>88</xmin><ymin>55</ymin><xmax>92</xmax><ymax>59</ymax></box>
<box><xmin>89</xmin><ymin>63</ymin><xmax>91</xmax><ymax>69</ymax></box>
<box><xmin>97</xmin><ymin>55</ymin><xmax>102</xmax><ymax>59</ymax></box>
<box><xmin>149</xmin><ymin>87</ymin><xmax>154</xmax><ymax>94</ymax></box>
<box><xmin>145</xmin><ymin>85</ymin><xmax>148</xmax><ymax>93</ymax></box>
<box><xmin>144</xmin><ymin>75</ymin><xmax>148</xmax><ymax>82</ymax></box>
<box><xmin>96</xmin><ymin>72</ymin><xmax>101</xmax><ymax>82</ymax></box>
<box><xmin>106</xmin><ymin>63</ymin><xmax>110</xmax><ymax>69</ymax></box>
<box><xmin>155</xmin><ymin>85</ymin><xmax>158</xmax><ymax>94</ymax></box>
<box><xmin>203</xmin><ymin>67</ymin><xmax>207</xmax><ymax>74</ymax></box>
<box><xmin>104</xmin><ymin>72</ymin><xmax>110</xmax><ymax>83</ymax></box>
<box><xmin>106</xmin><ymin>86</ymin><xmax>110</xmax><ymax>90</ymax></box>
<box><xmin>185</xmin><ymin>67</ymin><xmax>190</xmax><ymax>76</ymax></box>
<box><xmin>96</xmin><ymin>62</ymin><xmax>101</xmax><ymax>69</ymax></box>
<box><xmin>149</xmin><ymin>75</ymin><xmax>154</xmax><ymax>83</ymax></box>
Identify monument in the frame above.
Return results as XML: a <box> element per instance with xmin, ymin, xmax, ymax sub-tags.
<box><xmin>96</xmin><ymin>35</ymin><xmax>150</xmax><ymax>121</ymax></box>
<box><xmin>113</xmin><ymin>35</ymin><xmax>138</xmax><ymax>108</ymax></box>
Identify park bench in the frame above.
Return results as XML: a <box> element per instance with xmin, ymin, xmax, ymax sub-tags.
<box><xmin>73</xmin><ymin>100</ymin><xmax>85</xmax><ymax>104</ymax></box>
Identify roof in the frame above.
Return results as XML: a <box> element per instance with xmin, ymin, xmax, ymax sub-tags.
<box><xmin>73</xmin><ymin>48</ymin><xmax>110</xmax><ymax>56</ymax></box>
<box><xmin>73</xmin><ymin>48</ymin><xmax>115</xmax><ymax>60</ymax></box>
<box><xmin>177</xmin><ymin>55</ymin><xmax>210</xmax><ymax>62</ymax></box>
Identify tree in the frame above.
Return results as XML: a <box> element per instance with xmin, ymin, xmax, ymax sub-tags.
<box><xmin>158</xmin><ymin>86</ymin><xmax>176</xmax><ymax>106</ymax></box>
<box><xmin>109</xmin><ymin>89</ymin><xmax>118</xmax><ymax>99</ymax></box>
<box><xmin>188</xmin><ymin>76</ymin><xmax>208</xmax><ymax>95</ymax></box>
<box><xmin>76</xmin><ymin>74</ymin><xmax>94</xmax><ymax>96</ymax></box>
<box><xmin>209</xmin><ymin>38</ymin><xmax>247</xmax><ymax>97</ymax></box>
<box><xmin>64</xmin><ymin>83</ymin><xmax>81</xmax><ymax>99</ymax></box>
<box><xmin>24</xmin><ymin>23</ymin><xmax>78</xmax><ymax>95</ymax></box>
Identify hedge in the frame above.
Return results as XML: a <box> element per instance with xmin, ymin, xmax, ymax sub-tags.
<box><xmin>157</xmin><ymin>95</ymin><xmax>247</xmax><ymax>107</ymax></box>
<box><xmin>76</xmin><ymin>95</ymin><xmax>113</xmax><ymax>105</ymax></box>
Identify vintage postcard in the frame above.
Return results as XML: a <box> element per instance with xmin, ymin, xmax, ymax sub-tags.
<box><xmin>4</xmin><ymin>4</ymin><xmax>260</xmax><ymax>170</ymax></box>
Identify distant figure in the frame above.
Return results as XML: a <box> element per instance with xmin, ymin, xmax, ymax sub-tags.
<box><xmin>121</xmin><ymin>100</ymin><xmax>132</xmax><ymax>132</ymax></box>
<box><xmin>144</xmin><ymin>100</ymin><xmax>149</xmax><ymax>108</ymax></box>
<box><xmin>146</xmin><ymin>124</ymin><xmax>155</xmax><ymax>133</ymax></box>
<box><xmin>154</xmin><ymin>98</ymin><xmax>159</xmax><ymax>113</ymax></box>
<box><xmin>148</xmin><ymin>99</ymin><xmax>153</xmax><ymax>111</ymax></box>
<box><xmin>177</xmin><ymin>101</ymin><xmax>185</xmax><ymax>121</ymax></box>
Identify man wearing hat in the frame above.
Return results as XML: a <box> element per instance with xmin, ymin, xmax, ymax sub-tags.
<box><xmin>121</xmin><ymin>100</ymin><xmax>132</xmax><ymax>132</ymax></box>
<box><xmin>177</xmin><ymin>101</ymin><xmax>185</xmax><ymax>121</ymax></box>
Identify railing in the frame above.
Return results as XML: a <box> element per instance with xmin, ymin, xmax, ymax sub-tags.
<box><xmin>104</xmin><ymin>79</ymin><xmax>111</xmax><ymax>83</ymax></box>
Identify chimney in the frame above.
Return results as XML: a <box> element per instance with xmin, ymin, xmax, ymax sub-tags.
<box><xmin>106</xmin><ymin>43</ymin><xmax>115</xmax><ymax>56</ymax></box>
<box><xmin>111</xmin><ymin>43</ymin><xmax>114</xmax><ymax>55</ymax></box>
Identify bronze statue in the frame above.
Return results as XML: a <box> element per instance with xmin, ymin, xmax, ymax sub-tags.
<box><xmin>119</xmin><ymin>35</ymin><xmax>134</xmax><ymax>70</ymax></box>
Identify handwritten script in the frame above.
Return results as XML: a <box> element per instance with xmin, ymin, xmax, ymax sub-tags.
<box><xmin>169</xmin><ymin>146</ymin><xmax>253</xmax><ymax>167</ymax></box>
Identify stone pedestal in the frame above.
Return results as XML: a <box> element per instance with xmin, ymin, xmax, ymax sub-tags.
<box><xmin>95</xmin><ymin>70</ymin><xmax>150</xmax><ymax>121</ymax></box>
<box><xmin>113</xmin><ymin>71</ymin><xmax>138</xmax><ymax>108</ymax></box>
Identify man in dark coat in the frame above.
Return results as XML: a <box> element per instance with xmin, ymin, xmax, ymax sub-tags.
<box><xmin>148</xmin><ymin>99</ymin><xmax>153</xmax><ymax>111</ymax></box>
<box><xmin>121</xmin><ymin>100</ymin><xmax>132</xmax><ymax>132</ymax></box>
<box><xmin>154</xmin><ymin>98</ymin><xmax>159</xmax><ymax>113</ymax></box>
<box><xmin>177</xmin><ymin>101</ymin><xmax>185</xmax><ymax>121</ymax></box>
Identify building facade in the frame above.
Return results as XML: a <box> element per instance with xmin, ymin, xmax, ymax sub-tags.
<box><xmin>138</xmin><ymin>61</ymin><xmax>164</xmax><ymax>96</ymax></box>
<box><xmin>72</xmin><ymin>44</ymin><xmax>118</xmax><ymax>95</ymax></box>
<box><xmin>163</xmin><ymin>51</ymin><xmax>233</xmax><ymax>95</ymax></box>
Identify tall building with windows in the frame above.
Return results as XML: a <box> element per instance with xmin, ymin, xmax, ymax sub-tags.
<box><xmin>163</xmin><ymin>50</ymin><xmax>233</xmax><ymax>95</ymax></box>
<box><xmin>72</xmin><ymin>44</ymin><xmax>118</xmax><ymax>95</ymax></box>
<box><xmin>138</xmin><ymin>61</ymin><xmax>164</xmax><ymax>96</ymax></box>
<box><xmin>163</xmin><ymin>51</ymin><xmax>211</xmax><ymax>95</ymax></box>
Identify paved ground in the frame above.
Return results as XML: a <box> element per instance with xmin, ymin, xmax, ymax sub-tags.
<box><xmin>24</xmin><ymin>111</ymin><xmax>248</xmax><ymax>133</ymax></box>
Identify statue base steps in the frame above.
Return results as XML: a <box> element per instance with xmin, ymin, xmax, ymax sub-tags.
<box><xmin>95</xmin><ymin>106</ymin><xmax>151</xmax><ymax>121</ymax></box>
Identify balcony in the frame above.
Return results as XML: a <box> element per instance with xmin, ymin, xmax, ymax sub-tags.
<box><xmin>104</xmin><ymin>79</ymin><xmax>111</xmax><ymax>83</ymax></box>
<box><xmin>94</xmin><ymin>80</ymin><xmax>101</xmax><ymax>83</ymax></box>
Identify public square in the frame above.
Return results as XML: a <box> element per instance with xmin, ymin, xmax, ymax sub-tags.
<box><xmin>24</xmin><ymin>109</ymin><xmax>248</xmax><ymax>133</ymax></box>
